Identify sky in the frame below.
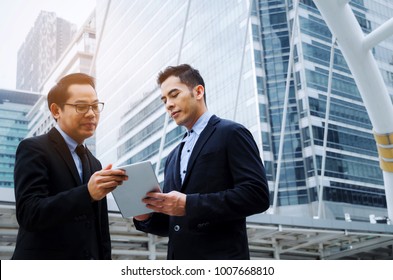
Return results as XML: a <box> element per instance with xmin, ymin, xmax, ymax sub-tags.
<box><xmin>0</xmin><ymin>0</ymin><xmax>96</xmax><ymax>90</ymax></box>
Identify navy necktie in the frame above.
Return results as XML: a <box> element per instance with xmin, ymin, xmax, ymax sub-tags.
<box><xmin>75</xmin><ymin>144</ymin><xmax>91</xmax><ymax>184</ymax></box>
<box><xmin>180</xmin><ymin>130</ymin><xmax>195</xmax><ymax>183</ymax></box>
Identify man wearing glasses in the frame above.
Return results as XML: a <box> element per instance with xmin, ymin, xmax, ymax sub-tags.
<box><xmin>12</xmin><ymin>73</ymin><xmax>128</xmax><ymax>259</ymax></box>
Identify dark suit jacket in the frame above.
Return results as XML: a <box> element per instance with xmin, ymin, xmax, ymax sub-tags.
<box><xmin>12</xmin><ymin>127</ymin><xmax>111</xmax><ymax>260</ymax></box>
<box><xmin>134</xmin><ymin>115</ymin><xmax>269</xmax><ymax>259</ymax></box>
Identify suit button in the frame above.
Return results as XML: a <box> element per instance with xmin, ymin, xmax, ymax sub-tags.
<box><xmin>174</xmin><ymin>225</ymin><xmax>180</xmax><ymax>231</ymax></box>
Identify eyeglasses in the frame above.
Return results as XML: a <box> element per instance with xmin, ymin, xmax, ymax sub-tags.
<box><xmin>63</xmin><ymin>102</ymin><xmax>104</xmax><ymax>114</ymax></box>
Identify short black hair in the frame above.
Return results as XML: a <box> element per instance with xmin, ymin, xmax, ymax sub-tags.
<box><xmin>157</xmin><ymin>64</ymin><xmax>206</xmax><ymax>103</ymax></box>
<box><xmin>47</xmin><ymin>73</ymin><xmax>96</xmax><ymax>110</ymax></box>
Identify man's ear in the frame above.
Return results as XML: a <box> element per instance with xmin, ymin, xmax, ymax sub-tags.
<box><xmin>195</xmin><ymin>85</ymin><xmax>205</xmax><ymax>101</ymax></box>
<box><xmin>50</xmin><ymin>103</ymin><xmax>61</xmax><ymax>121</ymax></box>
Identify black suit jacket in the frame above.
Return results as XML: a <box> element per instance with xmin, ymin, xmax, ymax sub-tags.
<box><xmin>12</xmin><ymin>128</ymin><xmax>111</xmax><ymax>259</ymax></box>
<box><xmin>135</xmin><ymin>115</ymin><xmax>269</xmax><ymax>259</ymax></box>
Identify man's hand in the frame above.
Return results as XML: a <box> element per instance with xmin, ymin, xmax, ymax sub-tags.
<box><xmin>142</xmin><ymin>191</ymin><xmax>186</xmax><ymax>216</ymax></box>
<box><xmin>87</xmin><ymin>164</ymin><xmax>128</xmax><ymax>201</ymax></box>
<box><xmin>133</xmin><ymin>213</ymin><xmax>152</xmax><ymax>221</ymax></box>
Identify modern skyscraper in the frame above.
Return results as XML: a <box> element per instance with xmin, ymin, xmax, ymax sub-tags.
<box><xmin>95</xmin><ymin>0</ymin><xmax>393</xmax><ymax>223</ymax></box>
<box><xmin>0</xmin><ymin>89</ymin><xmax>40</xmax><ymax>201</ymax></box>
<box><xmin>16</xmin><ymin>11</ymin><xmax>77</xmax><ymax>92</ymax></box>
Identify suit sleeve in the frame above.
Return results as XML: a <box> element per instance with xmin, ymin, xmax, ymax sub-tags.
<box><xmin>185</xmin><ymin>125</ymin><xmax>270</xmax><ymax>228</ymax></box>
<box><xmin>14</xmin><ymin>138</ymin><xmax>96</xmax><ymax>231</ymax></box>
<box><xmin>133</xmin><ymin>213</ymin><xmax>170</xmax><ymax>237</ymax></box>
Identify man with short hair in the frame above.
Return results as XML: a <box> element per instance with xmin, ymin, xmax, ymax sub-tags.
<box><xmin>12</xmin><ymin>73</ymin><xmax>127</xmax><ymax>259</ymax></box>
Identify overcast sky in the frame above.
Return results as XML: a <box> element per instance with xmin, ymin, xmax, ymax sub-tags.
<box><xmin>0</xmin><ymin>0</ymin><xmax>96</xmax><ymax>90</ymax></box>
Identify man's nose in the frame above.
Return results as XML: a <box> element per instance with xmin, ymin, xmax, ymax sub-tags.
<box><xmin>166</xmin><ymin>100</ymin><xmax>174</xmax><ymax>110</ymax></box>
<box><xmin>85</xmin><ymin>106</ymin><xmax>96</xmax><ymax>116</ymax></box>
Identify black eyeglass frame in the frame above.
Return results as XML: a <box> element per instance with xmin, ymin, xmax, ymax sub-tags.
<box><xmin>63</xmin><ymin>102</ymin><xmax>105</xmax><ymax>114</ymax></box>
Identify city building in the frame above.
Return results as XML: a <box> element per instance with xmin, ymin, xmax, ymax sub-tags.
<box><xmin>16</xmin><ymin>11</ymin><xmax>77</xmax><ymax>92</ymax></box>
<box><xmin>0</xmin><ymin>89</ymin><xmax>40</xmax><ymax>201</ymax></box>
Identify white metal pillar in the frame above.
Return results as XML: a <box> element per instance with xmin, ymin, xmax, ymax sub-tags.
<box><xmin>313</xmin><ymin>0</ymin><xmax>393</xmax><ymax>221</ymax></box>
<box><xmin>317</xmin><ymin>37</ymin><xmax>336</xmax><ymax>219</ymax></box>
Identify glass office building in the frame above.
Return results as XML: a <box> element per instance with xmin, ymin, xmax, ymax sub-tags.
<box><xmin>95</xmin><ymin>0</ymin><xmax>393</xmax><ymax>222</ymax></box>
<box><xmin>0</xmin><ymin>89</ymin><xmax>40</xmax><ymax>199</ymax></box>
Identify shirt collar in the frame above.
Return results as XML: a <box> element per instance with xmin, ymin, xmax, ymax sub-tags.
<box><xmin>55</xmin><ymin>124</ymin><xmax>80</xmax><ymax>152</ymax></box>
<box><xmin>188</xmin><ymin>111</ymin><xmax>213</xmax><ymax>136</ymax></box>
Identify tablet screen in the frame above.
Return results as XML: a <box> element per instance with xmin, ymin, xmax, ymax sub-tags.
<box><xmin>112</xmin><ymin>161</ymin><xmax>161</xmax><ymax>218</ymax></box>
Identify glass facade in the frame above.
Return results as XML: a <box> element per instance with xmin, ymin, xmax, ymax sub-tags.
<box><xmin>0</xmin><ymin>89</ymin><xmax>40</xmax><ymax>189</ymax></box>
<box><xmin>96</xmin><ymin>0</ymin><xmax>393</xmax><ymax>221</ymax></box>
<box><xmin>254</xmin><ymin>0</ymin><xmax>393</xmax><ymax>220</ymax></box>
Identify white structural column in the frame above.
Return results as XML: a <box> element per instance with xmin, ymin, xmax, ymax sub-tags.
<box><xmin>317</xmin><ymin>37</ymin><xmax>336</xmax><ymax>219</ymax></box>
<box><xmin>313</xmin><ymin>0</ymin><xmax>393</xmax><ymax>220</ymax></box>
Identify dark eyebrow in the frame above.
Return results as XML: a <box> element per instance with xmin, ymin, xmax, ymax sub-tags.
<box><xmin>167</xmin><ymin>89</ymin><xmax>179</xmax><ymax>96</ymax></box>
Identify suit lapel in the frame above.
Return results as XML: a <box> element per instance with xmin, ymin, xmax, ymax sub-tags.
<box><xmin>48</xmin><ymin>128</ymin><xmax>82</xmax><ymax>185</ymax></box>
<box><xmin>181</xmin><ymin>116</ymin><xmax>219</xmax><ymax>189</ymax></box>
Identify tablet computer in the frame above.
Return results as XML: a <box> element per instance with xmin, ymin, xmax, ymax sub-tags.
<box><xmin>112</xmin><ymin>161</ymin><xmax>161</xmax><ymax>218</ymax></box>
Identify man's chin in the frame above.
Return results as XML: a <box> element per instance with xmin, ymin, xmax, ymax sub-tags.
<box><xmin>82</xmin><ymin>130</ymin><xmax>95</xmax><ymax>139</ymax></box>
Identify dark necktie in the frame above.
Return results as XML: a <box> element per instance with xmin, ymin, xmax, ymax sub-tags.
<box><xmin>180</xmin><ymin>130</ymin><xmax>194</xmax><ymax>184</ymax></box>
<box><xmin>75</xmin><ymin>144</ymin><xmax>92</xmax><ymax>184</ymax></box>
<box><xmin>175</xmin><ymin>141</ymin><xmax>186</xmax><ymax>189</ymax></box>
